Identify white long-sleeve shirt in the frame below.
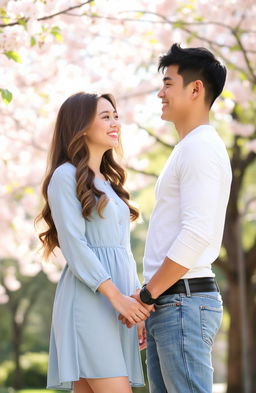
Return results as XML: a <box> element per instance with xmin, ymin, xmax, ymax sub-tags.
<box><xmin>143</xmin><ymin>125</ymin><xmax>232</xmax><ymax>283</ymax></box>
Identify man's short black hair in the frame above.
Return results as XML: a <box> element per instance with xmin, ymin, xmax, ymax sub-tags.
<box><xmin>158</xmin><ymin>43</ymin><xmax>227</xmax><ymax>107</ymax></box>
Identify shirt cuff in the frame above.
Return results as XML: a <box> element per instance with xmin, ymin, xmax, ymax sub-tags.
<box><xmin>166</xmin><ymin>229</ymin><xmax>209</xmax><ymax>269</ymax></box>
<box><xmin>94</xmin><ymin>276</ymin><xmax>111</xmax><ymax>293</ymax></box>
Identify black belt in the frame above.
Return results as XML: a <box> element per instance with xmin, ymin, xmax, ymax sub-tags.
<box><xmin>159</xmin><ymin>277</ymin><xmax>219</xmax><ymax>297</ymax></box>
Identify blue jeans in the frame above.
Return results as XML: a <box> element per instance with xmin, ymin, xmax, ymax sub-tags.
<box><xmin>145</xmin><ymin>291</ymin><xmax>223</xmax><ymax>393</ymax></box>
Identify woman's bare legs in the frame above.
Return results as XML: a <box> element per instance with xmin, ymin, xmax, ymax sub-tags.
<box><xmin>73</xmin><ymin>376</ymin><xmax>132</xmax><ymax>393</ymax></box>
<box><xmin>73</xmin><ymin>378</ymin><xmax>94</xmax><ymax>393</ymax></box>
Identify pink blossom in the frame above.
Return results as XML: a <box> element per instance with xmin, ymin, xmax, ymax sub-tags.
<box><xmin>231</xmin><ymin>121</ymin><xmax>255</xmax><ymax>137</ymax></box>
<box><xmin>4</xmin><ymin>267</ymin><xmax>21</xmax><ymax>291</ymax></box>
<box><xmin>0</xmin><ymin>0</ymin><xmax>255</xmax><ymax>300</ymax></box>
<box><xmin>7</xmin><ymin>0</ymin><xmax>42</xmax><ymax>19</ymax></box>
<box><xmin>246</xmin><ymin>139</ymin><xmax>256</xmax><ymax>153</ymax></box>
<box><xmin>0</xmin><ymin>285</ymin><xmax>9</xmax><ymax>304</ymax></box>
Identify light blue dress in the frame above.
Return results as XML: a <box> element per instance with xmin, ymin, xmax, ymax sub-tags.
<box><xmin>46</xmin><ymin>162</ymin><xmax>144</xmax><ymax>390</ymax></box>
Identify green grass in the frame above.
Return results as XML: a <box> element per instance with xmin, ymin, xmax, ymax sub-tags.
<box><xmin>0</xmin><ymin>390</ymin><xmax>66</xmax><ymax>393</ymax></box>
<box><xmin>20</xmin><ymin>391</ymin><xmax>60</xmax><ymax>393</ymax></box>
<box><xmin>0</xmin><ymin>385</ymin><xmax>227</xmax><ymax>393</ymax></box>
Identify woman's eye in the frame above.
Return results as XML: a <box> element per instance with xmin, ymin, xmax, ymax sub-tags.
<box><xmin>103</xmin><ymin>115</ymin><xmax>110</xmax><ymax>119</ymax></box>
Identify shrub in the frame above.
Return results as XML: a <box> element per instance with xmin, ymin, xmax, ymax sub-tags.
<box><xmin>0</xmin><ymin>353</ymin><xmax>48</xmax><ymax>388</ymax></box>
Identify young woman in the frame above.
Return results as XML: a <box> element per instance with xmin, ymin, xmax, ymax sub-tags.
<box><xmin>36</xmin><ymin>92</ymin><xmax>148</xmax><ymax>393</ymax></box>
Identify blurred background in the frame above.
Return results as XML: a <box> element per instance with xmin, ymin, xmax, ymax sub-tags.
<box><xmin>0</xmin><ymin>1</ymin><xmax>256</xmax><ymax>393</ymax></box>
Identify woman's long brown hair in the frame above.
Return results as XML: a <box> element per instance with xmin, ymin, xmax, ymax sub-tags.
<box><xmin>36</xmin><ymin>92</ymin><xmax>139</xmax><ymax>259</ymax></box>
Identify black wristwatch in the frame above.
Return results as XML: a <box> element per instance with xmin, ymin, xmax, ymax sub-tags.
<box><xmin>140</xmin><ymin>284</ymin><xmax>157</xmax><ymax>305</ymax></box>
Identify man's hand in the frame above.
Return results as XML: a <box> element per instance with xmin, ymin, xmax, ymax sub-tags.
<box><xmin>118</xmin><ymin>314</ymin><xmax>133</xmax><ymax>328</ymax></box>
<box><xmin>131</xmin><ymin>292</ymin><xmax>155</xmax><ymax>312</ymax></box>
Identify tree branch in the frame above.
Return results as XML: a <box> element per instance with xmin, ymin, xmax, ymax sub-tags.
<box><xmin>0</xmin><ymin>0</ymin><xmax>94</xmax><ymax>27</ymax></box>
<box><xmin>127</xmin><ymin>166</ymin><xmax>158</xmax><ymax>178</ymax></box>
<box><xmin>232</xmin><ymin>28</ymin><xmax>256</xmax><ymax>83</ymax></box>
<box><xmin>137</xmin><ymin>123</ymin><xmax>174</xmax><ymax>149</ymax></box>
<box><xmin>79</xmin><ymin>11</ymin><xmax>256</xmax><ymax>54</ymax></box>
<box><xmin>207</xmin><ymin>42</ymin><xmax>251</xmax><ymax>80</ymax></box>
<box><xmin>38</xmin><ymin>0</ymin><xmax>94</xmax><ymax>22</ymax></box>
<box><xmin>119</xmin><ymin>10</ymin><xmax>256</xmax><ymax>34</ymax></box>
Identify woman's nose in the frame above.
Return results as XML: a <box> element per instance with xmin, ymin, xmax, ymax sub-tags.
<box><xmin>111</xmin><ymin>118</ymin><xmax>119</xmax><ymax>127</ymax></box>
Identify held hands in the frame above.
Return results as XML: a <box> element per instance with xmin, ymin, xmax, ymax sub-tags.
<box><xmin>98</xmin><ymin>280</ymin><xmax>150</xmax><ymax>325</ymax></box>
<box><xmin>98</xmin><ymin>280</ymin><xmax>152</xmax><ymax>327</ymax></box>
<box><xmin>119</xmin><ymin>291</ymin><xmax>155</xmax><ymax>328</ymax></box>
<box><xmin>111</xmin><ymin>293</ymin><xmax>150</xmax><ymax>325</ymax></box>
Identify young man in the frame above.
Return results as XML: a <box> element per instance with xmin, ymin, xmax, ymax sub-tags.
<box><xmin>138</xmin><ymin>44</ymin><xmax>232</xmax><ymax>392</ymax></box>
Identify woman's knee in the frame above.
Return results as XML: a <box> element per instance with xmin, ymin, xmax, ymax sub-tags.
<box><xmin>86</xmin><ymin>376</ymin><xmax>132</xmax><ymax>393</ymax></box>
<box><xmin>73</xmin><ymin>378</ymin><xmax>94</xmax><ymax>393</ymax></box>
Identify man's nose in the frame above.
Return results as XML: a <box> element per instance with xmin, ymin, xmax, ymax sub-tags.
<box><xmin>158</xmin><ymin>88</ymin><xmax>164</xmax><ymax>98</ymax></box>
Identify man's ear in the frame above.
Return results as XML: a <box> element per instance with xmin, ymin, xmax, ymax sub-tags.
<box><xmin>191</xmin><ymin>80</ymin><xmax>204</xmax><ymax>101</ymax></box>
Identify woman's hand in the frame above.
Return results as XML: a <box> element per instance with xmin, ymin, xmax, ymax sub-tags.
<box><xmin>111</xmin><ymin>293</ymin><xmax>150</xmax><ymax>325</ymax></box>
<box><xmin>137</xmin><ymin>321</ymin><xmax>147</xmax><ymax>351</ymax></box>
<box><xmin>118</xmin><ymin>290</ymin><xmax>155</xmax><ymax>328</ymax></box>
<box><xmin>98</xmin><ymin>279</ymin><xmax>150</xmax><ymax>325</ymax></box>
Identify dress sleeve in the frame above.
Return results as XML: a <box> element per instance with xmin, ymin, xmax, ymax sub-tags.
<box><xmin>47</xmin><ymin>165</ymin><xmax>111</xmax><ymax>293</ymax></box>
<box><xmin>166</xmin><ymin>142</ymin><xmax>225</xmax><ymax>269</ymax></box>
<box><xmin>135</xmin><ymin>274</ymin><xmax>141</xmax><ymax>290</ymax></box>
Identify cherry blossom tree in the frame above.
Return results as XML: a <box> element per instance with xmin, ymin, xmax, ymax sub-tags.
<box><xmin>1</xmin><ymin>1</ymin><xmax>256</xmax><ymax>392</ymax></box>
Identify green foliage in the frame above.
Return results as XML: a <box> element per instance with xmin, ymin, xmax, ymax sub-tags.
<box><xmin>221</xmin><ymin>90</ymin><xmax>235</xmax><ymax>100</ymax></box>
<box><xmin>0</xmin><ymin>259</ymin><xmax>56</xmax><ymax>363</ymax></box>
<box><xmin>173</xmin><ymin>20</ymin><xmax>185</xmax><ymax>29</ymax></box>
<box><xmin>0</xmin><ymin>361</ymin><xmax>14</xmax><ymax>387</ymax></box>
<box><xmin>0</xmin><ymin>89</ymin><xmax>12</xmax><ymax>104</ymax></box>
<box><xmin>4</xmin><ymin>51</ymin><xmax>22</xmax><ymax>63</ymax></box>
<box><xmin>0</xmin><ymin>390</ymin><xmax>66</xmax><ymax>393</ymax></box>
<box><xmin>0</xmin><ymin>307</ymin><xmax>12</xmax><ymax>363</ymax></box>
<box><xmin>50</xmin><ymin>27</ymin><xmax>63</xmax><ymax>43</ymax></box>
<box><xmin>139</xmin><ymin>142</ymin><xmax>172</xmax><ymax>176</ymax></box>
<box><xmin>22</xmin><ymin>281</ymin><xmax>55</xmax><ymax>354</ymax></box>
<box><xmin>30</xmin><ymin>37</ymin><xmax>36</xmax><ymax>47</ymax></box>
<box><xmin>0</xmin><ymin>8</ymin><xmax>9</xmax><ymax>24</ymax></box>
<box><xmin>17</xmin><ymin>19</ymin><xmax>27</xmax><ymax>29</ymax></box>
<box><xmin>0</xmin><ymin>353</ymin><xmax>48</xmax><ymax>388</ymax></box>
<box><xmin>19</xmin><ymin>391</ymin><xmax>62</xmax><ymax>393</ymax></box>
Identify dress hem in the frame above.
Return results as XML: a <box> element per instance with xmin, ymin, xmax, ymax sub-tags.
<box><xmin>47</xmin><ymin>375</ymin><xmax>145</xmax><ymax>390</ymax></box>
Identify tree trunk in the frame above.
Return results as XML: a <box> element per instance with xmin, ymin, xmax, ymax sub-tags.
<box><xmin>12</xmin><ymin>319</ymin><xmax>23</xmax><ymax>389</ymax></box>
<box><xmin>226</xmin><ymin>274</ymin><xmax>243</xmax><ymax>393</ymax></box>
<box><xmin>247</xmin><ymin>282</ymin><xmax>256</xmax><ymax>393</ymax></box>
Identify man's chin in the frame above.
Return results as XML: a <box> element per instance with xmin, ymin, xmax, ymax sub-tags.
<box><xmin>161</xmin><ymin>111</ymin><xmax>172</xmax><ymax>121</ymax></box>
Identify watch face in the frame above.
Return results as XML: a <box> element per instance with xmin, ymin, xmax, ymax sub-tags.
<box><xmin>140</xmin><ymin>289</ymin><xmax>150</xmax><ymax>304</ymax></box>
<box><xmin>140</xmin><ymin>287</ymin><xmax>154</xmax><ymax>304</ymax></box>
